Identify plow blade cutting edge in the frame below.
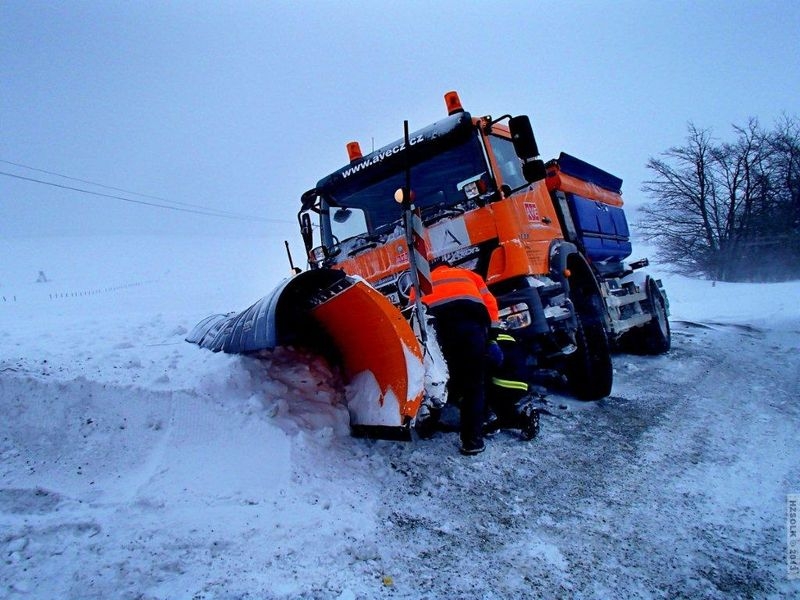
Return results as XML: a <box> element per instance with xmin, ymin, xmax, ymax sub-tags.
<box><xmin>186</xmin><ymin>269</ymin><xmax>425</xmax><ymax>440</ymax></box>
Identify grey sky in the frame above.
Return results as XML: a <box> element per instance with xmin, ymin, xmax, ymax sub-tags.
<box><xmin>2</xmin><ymin>1</ymin><xmax>799</xmax><ymax>256</ymax></box>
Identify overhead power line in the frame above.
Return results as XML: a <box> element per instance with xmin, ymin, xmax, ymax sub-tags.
<box><xmin>0</xmin><ymin>159</ymin><xmax>295</xmax><ymax>224</ymax></box>
<box><xmin>1</xmin><ymin>171</ymin><xmax>294</xmax><ymax>224</ymax></box>
<box><xmin>1</xmin><ymin>158</ymin><xmax>249</xmax><ymax>217</ymax></box>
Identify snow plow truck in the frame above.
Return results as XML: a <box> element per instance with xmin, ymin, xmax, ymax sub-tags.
<box><xmin>188</xmin><ymin>91</ymin><xmax>670</xmax><ymax>439</ymax></box>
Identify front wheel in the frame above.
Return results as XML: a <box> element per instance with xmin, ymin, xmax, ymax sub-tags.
<box><xmin>567</xmin><ymin>314</ymin><xmax>613</xmax><ymax>400</ymax></box>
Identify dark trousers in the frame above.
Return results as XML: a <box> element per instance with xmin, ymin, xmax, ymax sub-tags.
<box><xmin>430</xmin><ymin>305</ymin><xmax>488</xmax><ymax>448</ymax></box>
<box><xmin>487</xmin><ymin>335</ymin><xmax>529</xmax><ymax>423</ymax></box>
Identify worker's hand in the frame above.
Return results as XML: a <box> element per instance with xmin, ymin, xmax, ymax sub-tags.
<box><xmin>487</xmin><ymin>340</ymin><xmax>504</xmax><ymax>367</ymax></box>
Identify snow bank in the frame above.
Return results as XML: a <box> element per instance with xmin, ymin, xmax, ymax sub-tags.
<box><xmin>0</xmin><ymin>236</ymin><xmax>386</xmax><ymax>598</ymax></box>
<box><xmin>2</xmin><ymin>234</ymin><xmax>799</xmax><ymax>598</ymax></box>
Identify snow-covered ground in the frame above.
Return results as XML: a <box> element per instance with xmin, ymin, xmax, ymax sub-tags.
<box><xmin>1</xmin><ymin>234</ymin><xmax>799</xmax><ymax>599</ymax></box>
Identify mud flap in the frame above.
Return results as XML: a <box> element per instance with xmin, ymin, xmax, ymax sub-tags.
<box><xmin>187</xmin><ymin>269</ymin><xmax>424</xmax><ymax>439</ymax></box>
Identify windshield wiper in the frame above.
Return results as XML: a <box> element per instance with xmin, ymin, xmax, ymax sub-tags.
<box><xmin>421</xmin><ymin>205</ymin><xmax>467</xmax><ymax>226</ymax></box>
<box><xmin>346</xmin><ymin>232</ymin><xmax>387</xmax><ymax>257</ymax></box>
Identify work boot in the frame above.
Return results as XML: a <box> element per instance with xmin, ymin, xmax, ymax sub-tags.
<box><xmin>459</xmin><ymin>437</ymin><xmax>486</xmax><ymax>456</ymax></box>
<box><xmin>519</xmin><ymin>405</ymin><xmax>540</xmax><ymax>441</ymax></box>
<box><xmin>482</xmin><ymin>411</ymin><xmax>501</xmax><ymax>436</ymax></box>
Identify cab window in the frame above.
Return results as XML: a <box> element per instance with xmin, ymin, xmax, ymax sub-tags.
<box><xmin>330</xmin><ymin>206</ymin><xmax>368</xmax><ymax>242</ymax></box>
<box><xmin>488</xmin><ymin>135</ymin><xmax>527</xmax><ymax>191</ymax></box>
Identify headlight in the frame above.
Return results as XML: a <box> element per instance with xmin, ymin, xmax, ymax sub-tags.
<box><xmin>310</xmin><ymin>246</ymin><xmax>327</xmax><ymax>264</ymax></box>
<box><xmin>463</xmin><ymin>181</ymin><xmax>479</xmax><ymax>199</ymax></box>
<box><xmin>498</xmin><ymin>302</ymin><xmax>532</xmax><ymax>330</ymax></box>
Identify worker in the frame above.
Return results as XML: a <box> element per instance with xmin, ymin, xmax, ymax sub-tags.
<box><xmin>485</xmin><ymin>331</ymin><xmax>540</xmax><ymax>441</ymax></box>
<box><xmin>414</xmin><ymin>261</ymin><xmax>499</xmax><ymax>455</ymax></box>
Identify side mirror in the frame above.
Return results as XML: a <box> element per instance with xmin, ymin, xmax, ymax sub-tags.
<box><xmin>522</xmin><ymin>159</ymin><xmax>547</xmax><ymax>183</ymax></box>
<box><xmin>333</xmin><ymin>207</ymin><xmax>352</xmax><ymax>223</ymax></box>
<box><xmin>508</xmin><ymin>115</ymin><xmax>540</xmax><ymax>160</ymax></box>
<box><xmin>300</xmin><ymin>188</ymin><xmax>318</xmax><ymax>211</ymax></box>
<box><xmin>300</xmin><ymin>212</ymin><xmax>314</xmax><ymax>253</ymax></box>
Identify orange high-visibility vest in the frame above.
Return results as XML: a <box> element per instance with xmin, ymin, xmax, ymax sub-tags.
<box><xmin>415</xmin><ymin>265</ymin><xmax>499</xmax><ymax>323</ymax></box>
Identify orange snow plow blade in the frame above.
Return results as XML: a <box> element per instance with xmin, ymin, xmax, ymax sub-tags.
<box><xmin>311</xmin><ymin>279</ymin><xmax>424</xmax><ymax>439</ymax></box>
<box><xmin>186</xmin><ymin>269</ymin><xmax>424</xmax><ymax>440</ymax></box>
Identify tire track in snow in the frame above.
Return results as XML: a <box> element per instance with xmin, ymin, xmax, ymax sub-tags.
<box><xmin>370</xmin><ymin>319</ymin><xmax>800</xmax><ymax>599</ymax></box>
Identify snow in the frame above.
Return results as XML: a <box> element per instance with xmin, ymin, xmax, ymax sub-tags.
<box><xmin>2</xmin><ymin>234</ymin><xmax>800</xmax><ymax>599</ymax></box>
<box><xmin>345</xmin><ymin>370</ymin><xmax>401</xmax><ymax>427</ymax></box>
<box><xmin>419</xmin><ymin>314</ymin><xmax>449</xmax><ymax>410</ymax></box>
<box><xmin>341</xmin><ymin>338</ymin><xmax>427</xmax><ymax>429</ymax></box>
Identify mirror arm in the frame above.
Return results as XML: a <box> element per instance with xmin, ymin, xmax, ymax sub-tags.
<box><xmin>488</xmin><ymin>114</ymin><xmax>512</xmax><ymax>127</ymax></box>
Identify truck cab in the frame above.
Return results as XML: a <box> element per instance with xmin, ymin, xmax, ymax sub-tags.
<box><xmin>300</xmin><ymin>95</ymin><xmax>576</xmax><ymax>347</ymax></box>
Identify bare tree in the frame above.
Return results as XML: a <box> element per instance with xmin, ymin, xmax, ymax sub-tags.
<box><xmin>710</xmin><ymin>119</ymin><xmax>772</xmax><ymax>279</ymax></box>
<box><xmin>769</xmin><ymin>115</ymin><xmax>800</xmax><ymax>231</ymax></box>
<box><xmin>639</xmin><ymin>125</ymin><xmax>720</xmax><ymax>277</ymax></box>
<box><xmin>639</xmin><ymin>117</ymin><xmax>800</xmax><ymax>281</ymax></box>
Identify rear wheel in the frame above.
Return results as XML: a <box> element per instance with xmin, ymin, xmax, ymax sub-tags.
<box><xmin>567</xmin><ymin>313</ymin><xmax>613</xmax><ymax>400</ymax></box>
<box><xmin>623</xmin><ymin>280</ymin><xmax>671</xmax><ymax>355</ymax></box>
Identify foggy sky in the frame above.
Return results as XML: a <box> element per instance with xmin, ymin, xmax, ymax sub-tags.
<box><xmin>3</xmin><ymin>0</ymin><xmax>799</xmax><ymax>262</ymax></box>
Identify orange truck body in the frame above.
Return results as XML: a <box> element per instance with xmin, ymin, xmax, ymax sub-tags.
<box><xmin>298</xmin><ymin>92</ymin><xmax>669</xmax><ymax>400</ymax></box>
<box><xmin>189</xmin><ymin>92</ymin><xmax>670</xmax><ymax>440</ymax></box>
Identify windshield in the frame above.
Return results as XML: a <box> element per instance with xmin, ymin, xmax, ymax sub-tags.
<box><xmin>321</xmin><ymin>135</ymin><xmax>491</xmax><ymax>238</ymax></box>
